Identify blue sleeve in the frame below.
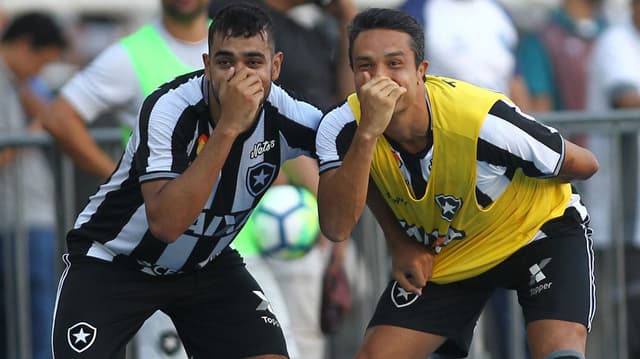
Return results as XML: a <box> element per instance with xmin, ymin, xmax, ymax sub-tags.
<box><xmin>516</xmin><ymin>34</ymin><xmax>554</xmax><ymax>97</ymax></box>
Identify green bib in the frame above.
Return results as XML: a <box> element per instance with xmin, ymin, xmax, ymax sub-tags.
<box><xmin>120</xmin><ymin>24</ymin><xmax>199</xmax><ymax>145</ymax></box>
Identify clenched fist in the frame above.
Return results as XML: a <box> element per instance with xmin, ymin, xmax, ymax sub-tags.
<box><xmin>358</xmin><ymin>73</ymin><xmax>407</xmax><ymax>138</ymax></box>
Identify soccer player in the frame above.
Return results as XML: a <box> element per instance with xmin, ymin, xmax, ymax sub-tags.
<box><xmin>316</xmin><ymin>8</ymin><xmax>599</xmax><ymax>359</ymax></box>
<box><xmin>51</xmin><ymin>3</ymin><xmax>321</xmax><ymax>358</ymax></box>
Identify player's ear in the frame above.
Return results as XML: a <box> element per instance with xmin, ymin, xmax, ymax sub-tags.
<box><xmin>271</xmin><ymin>51</ymin><xmax>283</xmax><ymax>81</ymax></box>
<box><xmin>202</xmin><ymin>53</ymin><xmax>211</xmax><ymax>81</ymax></box>
<box><xmin>418</xmin><ymin>60</ymin><xmax>429</xmax><ymax>84</ymax></box>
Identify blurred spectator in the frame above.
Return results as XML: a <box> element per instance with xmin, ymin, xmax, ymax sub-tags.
<box><xmin>588</xmin><ymin>0</ymin><xmax>640</xmax><ymax>112</ymax></box>
<box><xmin>39</xmin><ymin>0</ymin><xmax>209</xmax><ymax>180</ymax></box>
<box><xmin>0</xmin><ymin>11</ymin><xmax>66</xmax><ymax>359</ymax></box>
<box><xmin>38</xmin><ymin>1</ymin><xmax>210</xmax><ymax>358</ymax></box>
<box><xmin>399</xmin><ymin>0</ymin><xmax>530</xmax><ymax>109</ymax></box>
<box><xmin>586</xmin><ymin>1</ymin><xmax>640</xmax><ymax>357</ymax></box>
<box><xmin>517</xmin><ymin>0</ymin><xmax>607</xmax><ymax>112</ymax></box>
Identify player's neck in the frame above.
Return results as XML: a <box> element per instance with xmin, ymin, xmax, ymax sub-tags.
<box><xmin>385</xmin><ymin>103</ymin><xmax>431</xmax><ymax>155</ymax></box>
<box><xmin>162</xmin><ymin>14</ymin><xmax>209</xmax><ymax>43</ymax></box>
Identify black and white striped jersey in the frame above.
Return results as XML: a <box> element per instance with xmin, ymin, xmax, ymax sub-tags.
<box><xmin>67</xmin><ymin>70</ymin><xmax>321</xmax><ymax>276</ymax></box>
<box><xmin>316</xmin><ymin>97</ymin><xmax>590</xmax><ymax>239</ymax></box>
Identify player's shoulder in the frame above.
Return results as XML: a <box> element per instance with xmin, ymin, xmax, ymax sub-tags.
<box><xmin>318</xmin><ymin>100</ymin><xmax>355</xmax><ymax>134</ymax></box>
<box><xmin>265</xmin><ymin>83</ymin><xmax>323</xmax><ymax>127</ymax></box>
<box><xmin>141</xmin><ymin>70</ymin><xmax>205</xmax><ymax>115</ymax></box>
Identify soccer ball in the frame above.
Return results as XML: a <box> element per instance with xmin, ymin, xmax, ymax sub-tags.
<box><xmin>250</xmin><ymin>185</ymin><xmax>320</xmax><ymax>260</ymax></box>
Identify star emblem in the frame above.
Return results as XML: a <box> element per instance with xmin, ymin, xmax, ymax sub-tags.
<box><xmin>441</xmin><ymin>201</ymin><xmax>456</xmax><ymax>216</ymax></box>
<box><xmin>396</xmin><ymin>286</ymin><xmax>412</xmax><ymax>300</ymax></box>
<box><xmin>435</xmin><ymin>194</ymin><xmax>462</xmax><ymax>221</ymax></box>
<box><xmin>252</xmin><ymin>169</ymin><xmax>269</xmax><ymax>186</ymax></box>
<box><xmin>67</xmin><ymin>322</ymin><xmax>97</xmax><ymax>353</ymax></box>
<box><xmin>390</xmin><ymin>281</ymin><xmax>420</xmax><ymax>308</ymax></box>
<box><xmin>72</xmin><ymin>328</ymin><xmax>91</xmax><ymax>343</ymax></box>
<box><xmin>246</xmin><ymin>162</ymin><xmax>276</xmax><ymax>197</ymax></box>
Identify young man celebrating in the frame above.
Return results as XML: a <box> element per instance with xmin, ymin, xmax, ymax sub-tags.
<box><xmin>51</xmin><ymin>3</ymin><xmax>321</xmax><ymax>358</ymax></box>
<box><xmin>316</xmin><ymin>8</ymin><xmax>599</xmax><ymax>359</ymax></box>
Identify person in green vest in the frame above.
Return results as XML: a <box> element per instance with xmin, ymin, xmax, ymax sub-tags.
<box><xmin>40</xmin><ymin>0</ymin><xmax>209</xmax><ymax>180</ymax></box>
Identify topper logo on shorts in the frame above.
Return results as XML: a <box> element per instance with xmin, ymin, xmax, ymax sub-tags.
<box><xmin>254</xmin><ymin>290</ymin><xmax>281</xmax><ymax>327</ymax></box>
<box><xmin>529</xmin><ymin>258</ymin><xmax>553</xmax><ymax>296</ymax></box>
<box><xmin>67</xmin><ymin>322</ymin><xmax>97</xmax><ymax>353</ymax></box>
<box><xmin>391</xmin><ymin>281</ymin><xmax>420</xmax><ymax>308</ymax></box>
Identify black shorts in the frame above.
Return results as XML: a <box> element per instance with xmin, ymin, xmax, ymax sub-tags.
<box><xmin>52</xmin><ymin>248</ymin><xmax>288</xmax><ymax>358</ymax></box>
<box><xmin>369</xmin><ymin>212</ymin><xmax>596</xmax><ymax>358</ymax></box>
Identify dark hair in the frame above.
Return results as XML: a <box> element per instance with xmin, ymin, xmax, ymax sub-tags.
<box><xmin>1</xmin><ymin>12</ymin><xmax>66</xmax><ymax>49</ymax></box>
<box><xmin>208</xmin><ymin>2</ymin><xmax>275</xmax><ymax>52</ymax></box>
<box><xmin>348</xmin><ymin>8</ymin><xmax>424</xmax><ymax>68</ymax></box>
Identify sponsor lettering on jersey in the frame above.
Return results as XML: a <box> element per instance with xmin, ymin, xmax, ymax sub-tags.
<box><xmin>188</xmin><ymin>210</ymin><xmax>252</xmax><ymax>238</ymax></box>
<box><xmin>250</xmin><ymin>140</ymin><xmax>276</xmax><ymax>159</ymax></box>
<box><xmin>398</xmin><ymin>220</ymin><xmax>466</xmax><ymax>252</ymax></box>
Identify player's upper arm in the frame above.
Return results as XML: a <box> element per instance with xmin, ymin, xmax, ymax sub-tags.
<box><xmin>557</xmin><ymin>139</ymin><xmax>599</xmax><ymax>181</ymax></box>
<box><xmin>60</xmin><ymin>43</ymin><xmax>138</xmax><ymax>122</ymax></box>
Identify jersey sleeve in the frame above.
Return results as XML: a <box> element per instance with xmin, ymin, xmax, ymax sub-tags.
<box><xmin>478</xmin><ymin>99</ymin><xmax>565</xmax><ymax>178</ymax></box>
<box><xmin>316</xmin><ymin>102</ymin><xmax>357</xmax><ymax>174</ymax></box>
<box><xmin>135</xmin><ymin>94</ymin><xmax>190</xmax><ymax>183</ymax></box>
<box><xmin>60</xmin><ymin>43</ymin><xmax>140</xmax><ymax>124</ymax></box>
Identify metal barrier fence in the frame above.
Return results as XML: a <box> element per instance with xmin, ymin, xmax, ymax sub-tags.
<box><xmin>1</xmin><ymin>110</ymin><xmax>640</xmax><ymax>359</ymax></box>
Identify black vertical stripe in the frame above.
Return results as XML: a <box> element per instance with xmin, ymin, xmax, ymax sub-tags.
<box><xmin>335</xmin><ymin>121</ymin><xmax>357</xmax><ymax>160</ymax></box>
<box><xmin>128</xmin><ymin>230</ymin><xmax>169</xmax><ymax>265</ymax></box>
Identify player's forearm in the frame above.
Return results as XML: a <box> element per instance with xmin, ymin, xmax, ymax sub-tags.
<box><xmin>318</xmin><ymin>130</ymin><xmax>377</xmax><ymax>242</ymax></box>
<box><xmin>40</xmin><ymin>98</ymin><xmax>116</xmax><ymax>179</ymax></box>
<box><xmin>144</xmin><ymin>127</ymin><xmax>237</xmax><ymax>243</ymax></box>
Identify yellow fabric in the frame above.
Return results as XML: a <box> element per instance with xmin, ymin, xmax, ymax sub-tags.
<box><xmin>347</xmin><ymin>76</ymin><xmax>571</xmax><ymax>283</ymax></box>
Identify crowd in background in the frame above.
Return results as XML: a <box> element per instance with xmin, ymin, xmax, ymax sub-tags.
<box><xmin>0</xmin><ymin>0</ymin><xmax>639</xmax><ymax>358</ymax></box>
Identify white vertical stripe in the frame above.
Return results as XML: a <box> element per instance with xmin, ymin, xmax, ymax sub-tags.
<box><xmin>156</xmin><ymin>233</ymin><xmax>199</xmax><ymax>269</ymax></box>
<box><xmin>102</xmin><ymin>207</ymin><xmax>149</xmax><ymax>255</ymax></box>
<box><xmin>51</xmin><ymin>254</ymin><xmax>72</xmax><ymax>359</ymax></box>
<box><xmin>87</xmin><ymin>242</ymin><xmax>116</xmax><ymax>262</ymax></box>
<box><xmin>584</xmin><ymin>222</ymin><xmax>596</xmax><ymax>330</ymax></box>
